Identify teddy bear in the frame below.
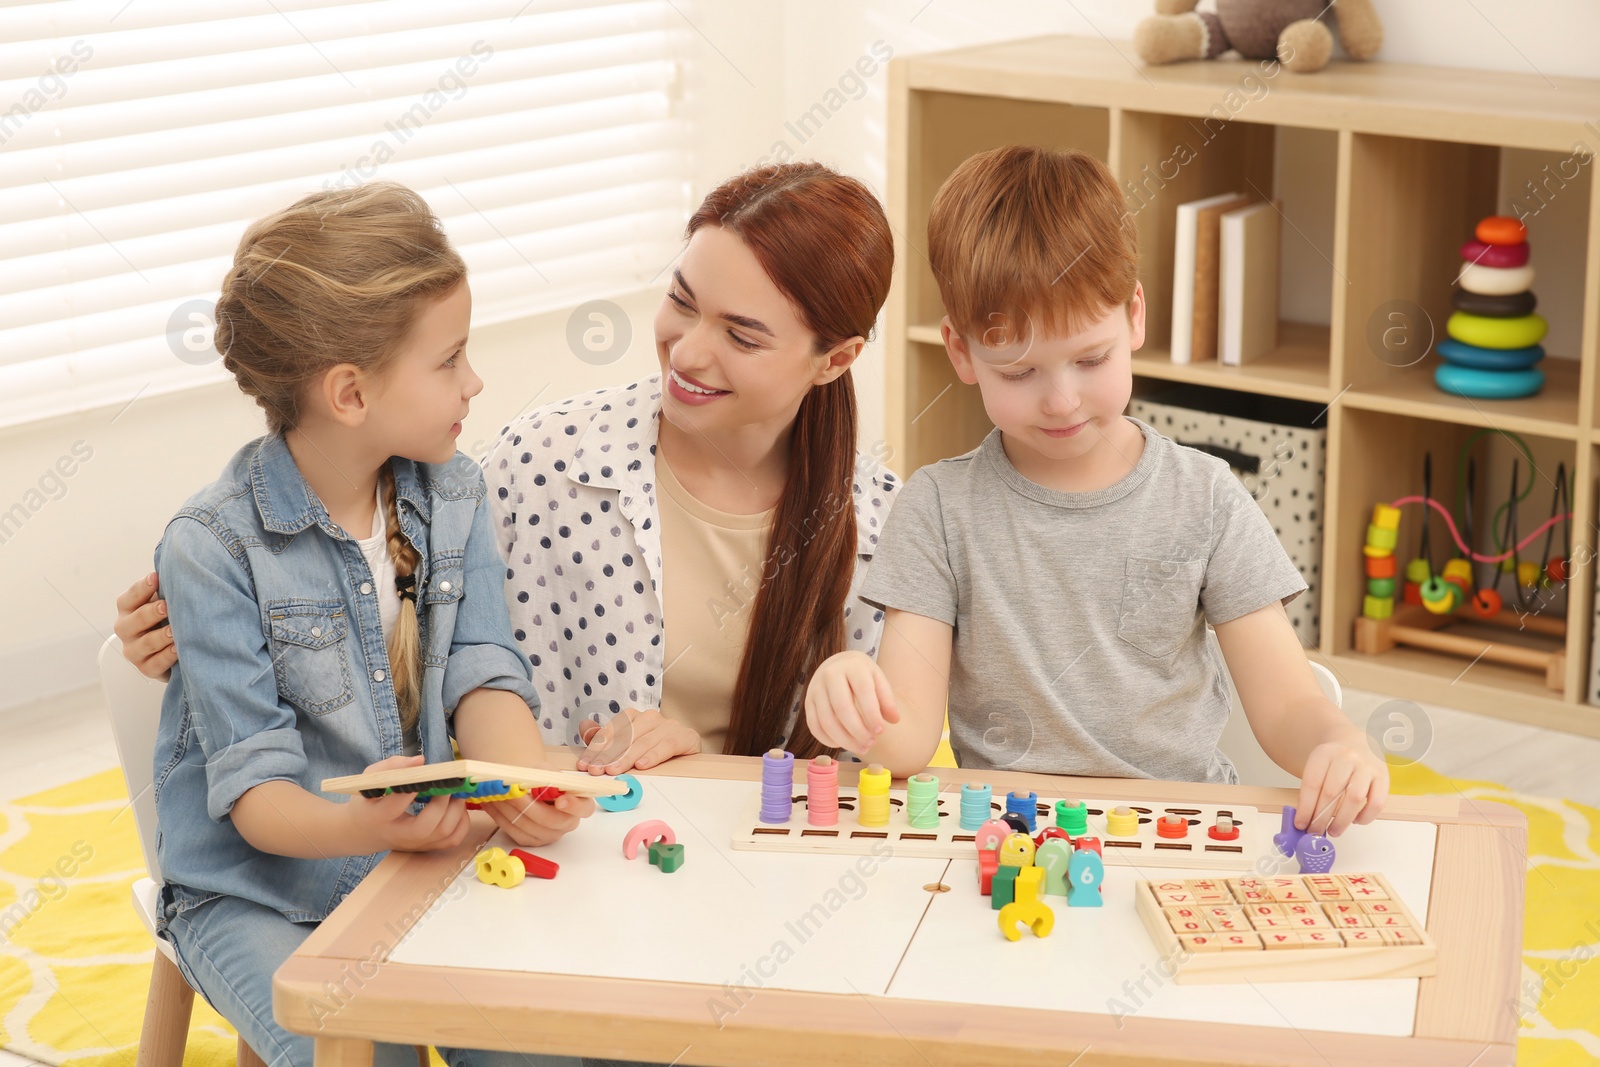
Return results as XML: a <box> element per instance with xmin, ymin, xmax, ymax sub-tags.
<box><xmin>1133</xmin><ymin>0</ymin><xmax>1383</xmax><ymax>74</ymax></box>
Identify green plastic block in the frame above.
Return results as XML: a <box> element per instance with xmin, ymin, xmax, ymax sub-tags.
<box><xmin>648</xmin><ymin>841</ymin><xmax>684</xmax><ymax>873</ymax></box>
<box><xmin>992</xmin><ymin>865</ymin><xmax>1019</xmax><ymax>910</ymax></box>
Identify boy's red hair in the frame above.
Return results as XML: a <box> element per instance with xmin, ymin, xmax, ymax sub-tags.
<box><xmin>927</xmin><ymin>145</ymin><xmax>1138</xmax><ymax>344</ymax></box>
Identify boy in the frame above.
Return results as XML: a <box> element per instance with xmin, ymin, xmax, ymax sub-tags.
<box><xmin>804</xmin><ymin>146</ymin><xmax>1386</xmax><ymax>838</ymax></box>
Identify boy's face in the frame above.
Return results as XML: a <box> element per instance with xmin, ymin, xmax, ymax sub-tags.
<box><xmin>943</xmin><ymin>283</ymin><xmax>1146</xmax><ymax>467</ymax></box>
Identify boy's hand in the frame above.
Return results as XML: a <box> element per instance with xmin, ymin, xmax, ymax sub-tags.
<box><xmin>345</xmin><ymin>755</ymin><xmax>473</xmax><ymax>853</ymax></box>
<box><xmin>804</xmin><ymin>650</ymin><xmax>901</xmax><ymax>754</ymax></box>
<box><xmin>1296</xmin><ymin>738</ymin><xmax>1389</xmax><ymax>837</ymax></box>
<box><xmin>482</xmin><ymin>789</ymin><xmax>595</xmax><ymax>847</ymax></box>
<box><xmin>575</xmin><ymin>708</ymin><xmax>702</xmax><ymax>774</ymax></box>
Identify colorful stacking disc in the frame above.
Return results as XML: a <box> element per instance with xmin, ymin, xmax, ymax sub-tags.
<box><xmin>1475</xmin><ymin>216</ymin><xmax>1527</xmax><ymax>246</ymax></box>
<box><xmin>1434</xmin><ymin>363</ymin><xmax>1544</xmax><ymax>399</ymax></box>
<box><xmin>1436</xmin><ymin>339</ymin><xmax>1544</xmax><ymax>371</ymax></box>
<box><xmin>1445</xmin><ymin>311</ymin><xmax>1547</xmax><ymax>350</ymax></box>
<box><xmin>1459</xmin><ymin>238</ymin><xmax>1529</xmax><ymax>269</ymax></box>
<box><xmin>1452</xmin><ymin>289</ymin><xmax>1536</xmax><ymax>317</ymax></box>
<box><xmin>1456</xmin><ymin>262</ymin><xmax>1534</xmax><ymax>297</ymax></box>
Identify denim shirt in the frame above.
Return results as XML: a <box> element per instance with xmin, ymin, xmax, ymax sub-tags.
<box><xmin>152</xmin><ymin>433</ymin><xmax>538</xmax><ymax>925</ymax></box>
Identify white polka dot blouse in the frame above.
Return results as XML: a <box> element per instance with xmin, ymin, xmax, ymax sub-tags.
<box><xmin>483</xmin><ymin>375</ymin><xmax>899</xmax><ymax>749</ymax></box>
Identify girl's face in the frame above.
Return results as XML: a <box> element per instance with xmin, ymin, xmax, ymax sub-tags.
<box><xmin>367</xmin><ymin>280</ymin><xmax>482</xmax><ymax>465</ymax></box>
<box><xmin>653</xmin><ymin>225</ymin><xmax>855</xmax><ymax>438</ymax></box>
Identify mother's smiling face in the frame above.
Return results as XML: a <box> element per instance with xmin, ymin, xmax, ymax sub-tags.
<box><xmin>653</xmin><ymin>224</ymin><xmax>857</xmax><ymax>437</ymax></box>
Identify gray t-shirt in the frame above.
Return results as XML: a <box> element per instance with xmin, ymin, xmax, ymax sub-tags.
<box><xmin>859</xmin><ymin>418</ymin><xmax>1307</xmax><ymax>783</ymax></box>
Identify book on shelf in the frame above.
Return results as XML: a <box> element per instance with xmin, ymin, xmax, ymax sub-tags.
<box><xmin>1170</xmin><ymin>192</ymin><xmax>1252</xmax><ymax>364</ymax></box>
<box><xmin>1218</xmin><ymin>200</ymin><xmax>1281</xmax><ymax>366</ymax></box>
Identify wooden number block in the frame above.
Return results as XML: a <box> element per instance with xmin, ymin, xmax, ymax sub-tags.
<box><xmin>1298</xmin><ymin>931</ymin><xmax>1342</xmax><ymax>949</ymax></box>
<box><xmin>1252</xmin><ymin>916</ymin><xmax>1294</xmax><ymax>930</ymax></box>
<box><xmin>1323</xmin><ymin>902</ymin><xmax>1363</xmax><ymax>921</ymax></box>
<box><xmin>1165</xmin><ymin>906</ymin><xmax>1211</xmax><ymax>934</ymax></box>
<box><xmin>1368</xmin><ymin>914</ymin><xmax>1409</xmax><ymax>929</ymax></box>
<box><xmin>1217</xmin><ymin>932</ymin><xmax>1262</xmax><ymax>951</ymax></box>
<box><xmin>1205</xmin><ymin>905</ymin><xmax>1245</xmax><ymax>922</ymax></box>
<box><xmin>1281</xmin><ymin>903</ymin><xmax>1325</xmax><ymax>924</ymax></box>
<box><xmin>1360</xmin><ymin>900</ymin><xmax>1401</xmax><ymax>915</ymax></box>
<box><xmin>1228</xmin><ymin>877</ymin><xmax>1266</xmax><ymax>893</ymax></box>
<box><xmin>1186</xmin><ymin>879</ymin><xmax>1232</xmax><ymax>905</ymax></box>
<box><xmin>1339</xmin><ymin>874</ymin><xmax>1388</xmax><ymax>900</ymax></box>
<box><xmin>1179</xmin><ymin>934</ymin><xmax>1223</xmax><ymax>953</ymax></box>
<box><xmin>1329</xmin><ymin>912</ymin><xmax>1370</xmax><ymax>929</ymax></box>
<box><xmin>1266</xmin><ymin>877</ymin><xmax>1309</xmax><ymax>902</ymax></box>
<box><xmin>1261</xmin><ymin>931</ymin><xmax>1304</xmax><ymax>951</ymax></box>
<box><xmin>1380</xmin><ymin>927</ymin><xmax>1424</xmax><ymax>946</ymax></box>
<box><xmin>1341</xmin><ymin>929</ymin><xmax>1384</xmax><ymax>947</ymax></box>
<box><xmin>1306</xmin><ymin>875</ymin><xmax>1347</xmax><ymax>900</ymax></box>
<box><xmin>1290</xmin><ymin>915</ymin><xmax>1329</xmax><ymax>930</ymax></box>
<box><xmin>1245</xmin><ymin>903</ymin><xmax>1284</xmax><ymax>920</ymax></box>
<box><xmin>1015</xmin><ymin>865</ymin><xmax>1045</xmax><ymax>906</ymax></box>
<box><xmin>1155</xmin><ymin>888</ymin><xmax>1195</xmax><ymax>906</ymax></box>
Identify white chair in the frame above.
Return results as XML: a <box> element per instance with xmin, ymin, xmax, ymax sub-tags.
<box><xmin>101</xmin><ymin>636</ymin><xmax>429</xmax><ymax>1067</ymax></box>
<box><xmin>1214</xmin><ymin>632</ymin><xmax>1344</xmax><ymax>787</ymax></box>
<box><xmin>98</xmin><ymin>635</ymin><xmax>267</xmax><ymax>1067</ymax></box>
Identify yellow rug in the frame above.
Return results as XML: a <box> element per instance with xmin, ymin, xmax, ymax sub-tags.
<box><xmin>2</xmin><ymin>763</ymin><xmax>1596</xmax><ymax>1066</ymax></box>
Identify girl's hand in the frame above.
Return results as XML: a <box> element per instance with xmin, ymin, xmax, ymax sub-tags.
<box><xmin>1296</xmin><ymin>738</ymin><xmax>1390</xmax><ymax>837</ymax></box>
<box><xmin>345</xmin><ymin>755</ymin><xmax>473</xmax><ymax>853</ymax></box>
<box><xmin>482</xmin><ymin>790</ymin><xmax>596</xmax><ymax>848</ymax></box>
<box><xmin>575</xmin><ymin>708</ymin><xmax>702</xmax><ymax>775</ymax></box>
<box><xmin>114</xmin><ymin>572</ymin><xmax>177</xmax><ymax>680</ymax></box>
<box><xmin>804</xmin><ymin>650</ymin><xmax>899</xmax><ymax>755</ymax></box>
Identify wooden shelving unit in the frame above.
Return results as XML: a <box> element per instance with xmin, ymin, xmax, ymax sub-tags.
<box><xmin>885</xmin><ymin>36</ymin><xmax>1600</xmax><ymax>737</ymax></box>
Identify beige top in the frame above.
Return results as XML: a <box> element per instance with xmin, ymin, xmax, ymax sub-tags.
<box><xmin>655</xmin><ymin>452</ymin><xmax>775</xmax><ymax>755</ymax></box>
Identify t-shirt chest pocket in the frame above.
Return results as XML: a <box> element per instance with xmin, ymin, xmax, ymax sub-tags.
<box><xmin>1117</xmin><ymin>557</ymin><xmax>1205</xmax><ymax>659</ymax></box>
<box><xmin>266</xmin><ymin>600</ymin><xmax>354</xmax><ymax>715</ymax></box>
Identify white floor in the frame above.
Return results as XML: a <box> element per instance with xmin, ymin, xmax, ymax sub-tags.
<box><xmin>3</xmin><ymin>681</ymin><xmax>1600</xmax><ymax>1067</ymax></box>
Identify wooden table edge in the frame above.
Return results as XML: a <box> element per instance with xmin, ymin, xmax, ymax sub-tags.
<box><xmin>274</xmin><ymin>956</ymin><xmax>1515</xmax><ymax>1067</ymax></box>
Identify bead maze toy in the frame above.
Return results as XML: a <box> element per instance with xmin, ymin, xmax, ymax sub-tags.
<box><xmin>1355</xmin><ymin>441</ymin><xmax>1573</xmax><ymax>689</ymax></box>
<box><xmin>730</xmin><ymin>752</ymin><xmax>1271</xmax><ymax>870</ymax></box>
<box><xmin>320</xmin><ymin>759</ymin><xmax>629</xmax><ymax>802</ymax></box>
<box><xmin>1134</xmin><ymin>872</ymin><xmax>1436</xmax><ymax>983</ymax></box>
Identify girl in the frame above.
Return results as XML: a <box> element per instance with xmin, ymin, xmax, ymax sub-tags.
<box><xmin>122</xmin><ymin>163</ymin><xmax>900</xmax><ymax>776</ymax></box>
<box><xmin>149</xmin><ymin>182</ymin><xmax>590</xmax><ymax>1067</ymax></box>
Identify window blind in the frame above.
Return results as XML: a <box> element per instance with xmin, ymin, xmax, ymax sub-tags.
<box><xmin>0</xmin><ymin>0</ymin><xmax>692</xmax><ymax>428</ymax></box>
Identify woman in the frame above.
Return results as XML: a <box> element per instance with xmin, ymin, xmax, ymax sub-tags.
<box><xmin>116</xmin><ymin>161</ymin><xmax>899</xmax><ymax>773</ymax></box>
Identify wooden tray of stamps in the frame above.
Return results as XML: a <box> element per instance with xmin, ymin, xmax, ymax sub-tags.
<box><xmin>1133</xmin><ymin>872</ymin><xmax>1436</xmax><ymax>983</ymax></box>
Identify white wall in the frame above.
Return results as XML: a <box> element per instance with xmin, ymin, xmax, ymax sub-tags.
<box><xmin>7</xmin><ymin>0</ymin><xmax>1599</xmax><ymax>708</ymax></box>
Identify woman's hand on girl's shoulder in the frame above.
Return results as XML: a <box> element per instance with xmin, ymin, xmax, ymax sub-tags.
<box><xmin>115</xmin><ymin>572</ymin><xmax>177</xmax><ymax>681</ymax></box>
<box><xmin>575</xmin><ymin>708</ymin><xmax>702</xmax><ymax>775</ymax></box>
<box><xmin>343</xmin><ymin>755</ymin><xmax>474</xmax><ymax>854</ymax></box>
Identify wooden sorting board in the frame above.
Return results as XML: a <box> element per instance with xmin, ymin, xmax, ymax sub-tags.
<box><xmin>731</xmin><ymin>784</ymin><xmax>1272</xmax><ymax>869</ymax></box>
<box><xmin>1134</xmin><ymin>872</ymin><xmax>1436</xmax><ymax>983</ymax></box>
<box><xmin>319</xmin><ymin>758</ymin><xmax>627</xmax><ymax>798</ymax></box>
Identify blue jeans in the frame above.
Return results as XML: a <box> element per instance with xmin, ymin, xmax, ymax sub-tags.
<box><xmin>162</xmin><ymin>891</ymin><xmax>582</xmax><ymax>1067</ymax></box>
